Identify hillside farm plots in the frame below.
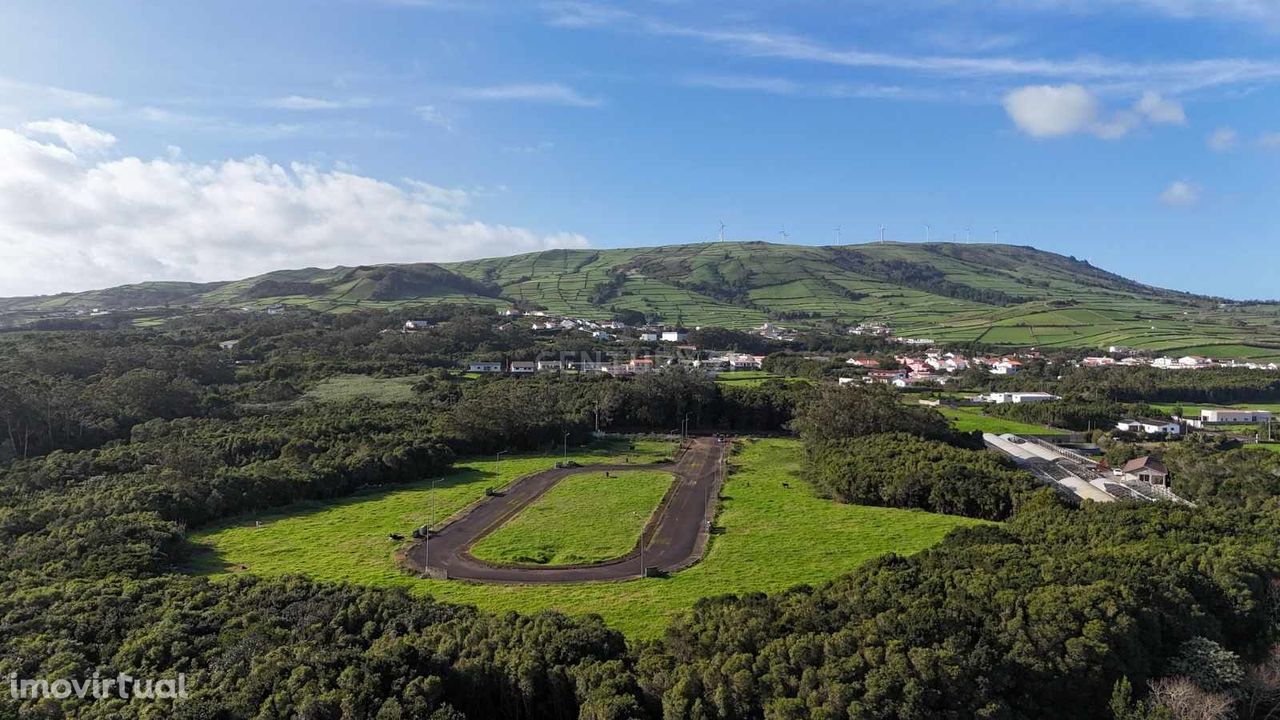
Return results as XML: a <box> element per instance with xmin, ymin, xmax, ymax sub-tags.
<box><xmin>15</xmin><ymin>242</ymin><xmax>1280</xmax><ymax>359</ymax></box>
<box><xmin>188</xmin><ymin>438</ymin><xmax>981</xmax><ymax>638</ymax></box>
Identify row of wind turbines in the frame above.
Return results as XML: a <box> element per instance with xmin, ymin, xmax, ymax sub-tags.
<box><xmin>715</xmin><ymin>222</ymin><xmax>1003</xmax><ymax>245</ymax></box>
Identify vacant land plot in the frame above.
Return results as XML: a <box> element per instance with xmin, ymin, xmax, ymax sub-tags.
<box><xmin>304</xmin><ymin>374</ymin><xmax>427</xmax><ymax>403</ymax></box>
<box><xmin>191</xmin><ymin>438</ymin><xmax>978</xmax><ymax>637</ymax></box>
<box><xmin>940</xmin><ymin>406</ymin><xmax>1059</xmax><ymax>435</ymax></box>
<box><xmin>470</xmin><ymin>470</ymin><xmax>674</xmax><ymax>566</ymax></box>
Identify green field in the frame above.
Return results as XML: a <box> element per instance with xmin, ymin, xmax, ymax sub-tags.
<box><xmin>304</xmin><ymin>374</ymin><xmax>429</xmax><ymax>403</ymax></box>
<box><xmin>1149</xmin><ymin>401</ymin><xmax>1280</xmax><ymax>415</ymax></box>
<box><xmin>190</xmin><ymin>437</ymin><xmax>980</xmax><ymax>638</ymax></box>
<box><xmin>939</xmin><ymin>405</ymin><xmax>1059</xmax><ymax>435</ymax></box>
<box><xmin>471</xmin><ymin>470</ymin><xmax>674</xmax><ymax>566</ymax></box>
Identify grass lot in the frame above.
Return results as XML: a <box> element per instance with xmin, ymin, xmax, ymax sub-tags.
<box><xmin>190</xmin><ymin>437</ymin><xmax>979</xmax><ymax>638</ymax></box>
<box><xmin>938</xmin><ymin>405</ymin><xmax>1059</xmax><ymax>435</ymax></box>
<box><xmin>471</xmin><ymin>470</ymin><xmax>674</xmax><ymax>566</ymax></box>
<box><xmin>1149</xmin><ymin>401</ymin><xmax>1280</xmax><ymax>416</ymax></box>
<box><xmin>304</xmin><ymin>374</ymin><xmax>428</xmax><ymax>403</ymax></box>
<box><xmin>713</xmin><ymin>370</ymin><xmax>782</xmax><ymax>386</ymax></box>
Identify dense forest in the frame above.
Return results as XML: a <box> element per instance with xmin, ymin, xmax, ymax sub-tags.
<box><xmin>3</xmin><ymin>306</ymin><xmax>1280</xmax><ymax>718</ymax></box>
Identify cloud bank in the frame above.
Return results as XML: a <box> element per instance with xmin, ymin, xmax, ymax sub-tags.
<box><xmin>0</xmin><ymin>120</ymin><xmax>589</xmax><ymax>297</ymax></box>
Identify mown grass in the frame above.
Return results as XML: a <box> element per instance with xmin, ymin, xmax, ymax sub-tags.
<box><xmin>190</xmin><ymin>437</ymin><xmax>980</xmax><ymax>638</ymax></box>
<box><xmin>471</xmin><ymin>470</ymin><xmax>674</xmax><ymax>566</ymax></box>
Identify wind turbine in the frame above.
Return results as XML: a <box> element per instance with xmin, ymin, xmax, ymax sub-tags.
<box><xmin>718</xmin><ymin>221</ymin><xmax>726</xmax><ymax>243</ymax></box>
<box><xmin>994</xmin><ymin>228</ymin><xmax>1000</xmax><ymax>244</ymax></box>
<box><xmin>879</xmin><ymin>225</ymin><xmax>886</xmax><ymax>243</ymax></box>
<box><xmin>965</xmin><ymin>225</ymin><xmax>972</xmax><ymax>243</ymax></box>
<box><xmin>779</xmin><ymin>229</ymin><xmax>790</xmax><ymax>242</ymax></box>
<box><xmin>834</xmin><ymin>225</ymin><xmax>842</xmax><ymax>243</ymax></box>
<box><xmin>925</xmin><ymin>223</ymin><xmax>932</xmax><ymax>243</ymax></box>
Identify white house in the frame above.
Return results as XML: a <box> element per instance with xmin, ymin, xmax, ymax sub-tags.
<box><xmin>403</xmin><ymin>320</ymin><xmax>432</xmax><ymax>332</ymax></box>
<box><xmin>989</xmin><ymin>359</ymin><xmax>1022</xmax><ymax>375</ymax></box>
<box><xmin>510</xmin><ymin>361</ymin><xmax>537</xmax><ymax>374</ymax></box>
<box><xmin>1199</xmin><ymin>409</ymin><xmax>1273</xmax><ymax>424</ymax></box>
<box><xmin>639</xmin><ymin>332</ymin><xmax>659</xmax><ymax>342</ymax></box>
<box><xmin>988</xmin><ymin>392</ymin><xmax>1060</xmax><ymax>404</ymax></box>
<box><xmin>468</xmin><ymin>361</ymin><xmax>504</xmax><ymax>373</ymax></box>
<box><xmin>1116</xmin><ymin>418</ymin><xmax>1182</xmax><ymax>436</ymax></box>
<box><xmin>661</xmin><ymin>330</ymin><xmax>688</xmax><ymax>343</ymax></box>
<box><xmin>536</xmin><ymin>360</ymin><xmax>565</xmax><ymax>372</ymax></box>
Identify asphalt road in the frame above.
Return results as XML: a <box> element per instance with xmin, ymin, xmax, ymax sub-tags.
<box><xmin>402</xmin><ymin>436</ymin><xmax>725</xmax><ymax>583</ymax></box>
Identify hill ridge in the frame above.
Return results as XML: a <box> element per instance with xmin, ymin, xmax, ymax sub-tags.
<box><xmin>3</xmin><ymin>241</ymin><xmax>1279</xmax><ymax>357</ymax></box>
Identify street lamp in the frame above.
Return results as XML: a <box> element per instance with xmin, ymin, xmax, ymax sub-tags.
<box><xmin>425</xmin><ymin>477</ymin><xmax>437</xmax><ymax>570</ymax></box>
<box><xmin>633</xmin><ymin>511</ymin><xmax>646</xmax><ymax>580</ymax></box>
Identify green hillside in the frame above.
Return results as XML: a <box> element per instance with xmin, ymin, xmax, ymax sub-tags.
<box><xmin>5</xmin><ymin>241</ymin><xmax>1280</xmax><ymax>357</ymax></box>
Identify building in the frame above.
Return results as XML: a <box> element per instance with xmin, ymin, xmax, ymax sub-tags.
<box><xmin>989</xmin><ymin>359</ymin><xmax>1022</xmax><ymax>375</ymax></box>
<box><xmin>1116</xmin><ymin>418</ymin><xmax>1182</xmax><ymax>436</ymax></box>
<box><xmin>987</xmin><ymin>392</ymin><xmax>1060</xmax><ymax>404</ymax></box>
<box><xmin>1121</xmin><ymin>456</ymin><xmax>1170</xmax><ymax>487</ymax></box>
<box><xmin>726</xmin><ymin>354</ymin><xmax>763</xmax><ymax>370</ymax></box>
<box><xmin>1199</xmin><ymin>409</ymin><xmax>1273</xmax><ymax>424</ymax></box>
<box><xmin>536</xmin><ymin>360</ymin><xmax>565</xmax><ymax>372</ymax></box>
<box><xmin>218</xmin><ymin>339</ymin><xmax>241</xmax><ymax>351</ymax></box>
<box><xmin>468</xmin><ymin>361</ymin><xmax>504</xmax><ymax>373</ymax></box>
<box><xmin>661</xmin><ymin>330</ymin><xmax>688</xmax><ymax>343</ymax></box>
<box><xmin>510</xmin><ymin>361</ymin><xmax>537</xmax><ymax>374</ymax></box>
<box><xmin>403</xmin><ymin>320</ymin><xmax>432</xmax><ymax>332</ymax></box>
<box><xmin>639</xmin><ymin>332</ymin><xmax>659</xmax><ymax>342</ymax></box>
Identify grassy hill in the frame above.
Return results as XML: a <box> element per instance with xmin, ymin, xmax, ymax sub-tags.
<box><xmin>5</xmin><ymin>241</ymin><xmax>1280</xmax><ymax>357</ymax></box>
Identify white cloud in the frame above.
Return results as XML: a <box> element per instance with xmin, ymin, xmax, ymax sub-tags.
<box><xmin>1003</xmin><ymin>84</ymin><xmax>1185</xmax><ymax>138</ymax></box>
<box><xmin>266</xmin><ymin>95</ymin><xmax>369</xmax><ymax>110</ymax></box>
<box><xmin>1003</xmin><ymin>84</ymin><xmax>1100</xmax><ymax>137</ymax></box>
<box><xmin>21</xmin><ymin>118</ymin><xmax>117</xmax><ymax>153</ymax></box>
<box><xmin>1159</xmin><ymin>180</ymin><xmax>1201</xmax><ymax>206</ymax></box>
<box><xmin>1259</xmin><ymin>131</ymin><xmax>1280</xmax><ymax>149</ymax></box>
<box><xmin>1208</xmin><ymin>126</ymin><xmax>1238</xmax><ymax>151</ymax></box>
<box><xmin>545</xmin><ymin>3</ymin><xmax>1280</xmax><ymax>94</ymax></box>
<box><xmin>0</xmin><ymin>122</ymin><xmax>589</xmax><ymax>296</ymax></box>
<box><xmin>457</xmin><ymin>83</ymin><xmax>602</xmax><ymax>107</ymax></box>
<box><xmin>414</xmin><ymin>104</ymin><xmax>454</xmax><ymax>131</ymax></box>
<box><xmin>1022</xmin><ymin>0</ymin><xmax>1280</xmax><ymax>23</ymax></box>
<box><xmin>1134</xmin><ymin>90</ymin><xmax>1186</xmax><ymax>124</ymax></box>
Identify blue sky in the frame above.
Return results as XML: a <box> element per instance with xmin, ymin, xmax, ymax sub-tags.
<box><xmin>0</xmin><ymin>1</ymin><xmax>1277</xmax><ymax>298</ymax></box>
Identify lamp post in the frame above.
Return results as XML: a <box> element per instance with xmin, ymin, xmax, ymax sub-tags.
<box><xmin>425</xmin><ymin>477</ymin><xmax>437</xmax><ymax>570</ymax></box>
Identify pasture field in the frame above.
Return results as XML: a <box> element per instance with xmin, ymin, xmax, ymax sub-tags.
<box><xmin>939</xmin><ymin>406</ymin><xmax>1059</xmax><ymax>435</ymax></box>
<box><xmin>190</xmin><ymin>437</ymin><xmax>980</xmax><ymax>638</ymax></box>
<box><xmin>470</xmin><ymin>470</ymin><xmax>674</xmax><ymax>566</ymax></box>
